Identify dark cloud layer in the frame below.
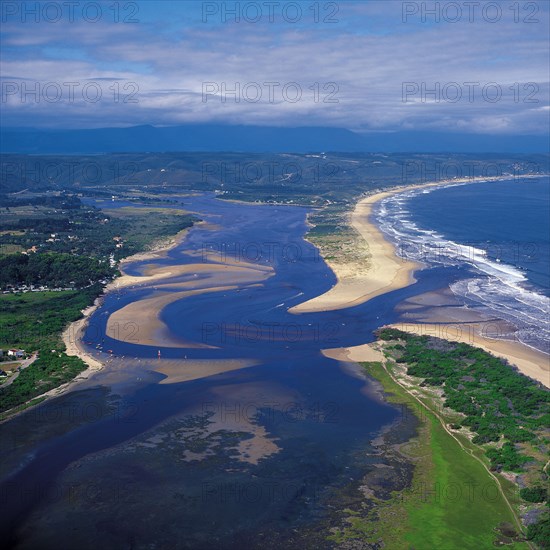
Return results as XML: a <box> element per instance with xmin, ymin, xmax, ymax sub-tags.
<box><xmin>1</xmin><ymin>1</ymin><xmax>548</xmax><ymax>134</ymax></box>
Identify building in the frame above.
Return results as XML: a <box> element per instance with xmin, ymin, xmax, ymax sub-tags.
<box><xmin>7</xmin><ymin>349</ymin><xmax>25</xmax><ymax>359</ymax></box>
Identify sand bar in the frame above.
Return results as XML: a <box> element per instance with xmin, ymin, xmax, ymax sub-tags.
<box><xmin>323</xmin><ymin>342</ymin><xmax>385</xmax><ymax>364</ymax></box>
<box><xmin>296</xmin><ymin>175</ymin><xmax>549</xmax><ymax>388</ymax></box>
<box><xmin>106</xmin><ymin>261</ymin><xmax>273</xmax><ymax>347</ymax></box>
<box><xmin>148</xmin><ymin>357</ymin><xmax>259</xmax><ymax>385</ymax></box>
<box><xmin>289</xmin><ymin>186</ymin><xmax>425</xmax><ymax>313</ymax></box>
<box><xmin>290</xmin><ymin>175</ymin><xmax>540</xmax><ymax>314</ymax></box>
<box><xmin>107</xmin><ymin>256</ymin><xmax>272</xmax><ymax>293</ymax></box>
<box><xmin>62</xmin><ymin>220</ymin><xmax>273</xmax><ymax>379</ymax></box>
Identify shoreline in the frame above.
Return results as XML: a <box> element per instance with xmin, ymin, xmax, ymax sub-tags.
<box><xmin>10</xmin><ymin>176</ymin><xmax>548</xmax><ymax>414</ymax></box>
<box><xmin>57</xmin><ymin>227</ymin><xmax>197</xmax><ymax>389</ymax></box>
<box><xmin>1</xmin><ymin>222</ymin><xmax>271</xmax><ymax>420</ymax></box>
<box><xmin>289</xmin><ymin>191</ymin><xmax>421</xmax><ymax>314</ymax></box>
<box><xmin>289</xmin><ymin>175</ymin><xmax>519</xmax><ymax>314</ymax></box>
<box><xmin>1</xmin><ymin>297</ymin><xmax>108</xmax><ymax>423</ymax></box>
<box><xmin>105</xmin><ymin>226</ymin><xmax>195</xmax><ymax>291</ymax></box>
<box><xmin>291</xmin><ymin>174</ymin><xmax>546</xmax><ymax>314</ymax></box>
<box><xmin>300</xmin><ymin>174</ymin><xmax>549</xmax><ymax>385</ymax></box>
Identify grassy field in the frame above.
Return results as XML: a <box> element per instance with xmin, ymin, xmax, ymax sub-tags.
<box><xmin>99</xmin><ymin>206</ymin><xmax>195</xmax><ymax>257</ymax></box>
<box><xmin>0</xmin><ymin>287</ymin><xmax>99</xmax><ymax>351</ymax></box>
<box><xmin>358</xmin><ymin>360</ymin><xmax>529</xmax><ymax>549</ymax></box>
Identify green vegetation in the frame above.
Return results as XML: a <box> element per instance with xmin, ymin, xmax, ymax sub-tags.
<box><xmin>526</xmin><ymin>517</ymin><xmax>550</xmax><ymax>548</ymax></box>
<box><xmin>376</xmin><ymin>328</ymin><xmax>550</xmax><ymax>549</ymax></box>
<box><xmin>379</xmin><ymin>328</ymin><xmax>549</xmax><ymax>453</ymax></box>
<box><xmin>103</xmin><ymin>206</ymin><xmax>194</xmax><ymax>255</ymax></box>
<box><xmin>3</xmin><ymin>152</ymin><xmax>544</xmax><ymax>272</ymax></box>
<box><xmin>520</xmin><ymin>486</ymin><xmax>548</xmax><ymax>503</ymax></box>
<box><xmin>0</xmin><ymin>349</ymin><xmax>87</xmax><ymax>414</ymax></box>
<box><xmin>330</xmin><ymin>360</ymin><xmax>527</xmax><ymax>549</ymax></box>
<box><xmin>0</xmin><ymin>197</ymin><xmax>195</xmax><ymax>415</ymax></box>
<box><xmin>0</xmin><ymin>195</ymin><xmax>195</xmax><ymax>290</ymax></box>
<box><xmin>0</xmin><ymin>396</ymin><xmax>47</xmax><ymax>422</ymax></box>
<box><xmin>306</xmin><ymin>224</ymin><xmax>371</xmax><ymax>280</ymax></box>
<box><xmin>486</xmin><ymin>442</ymin><xmax>533</xmax><ymax>472</ymax></box>
<box><xmin>0</xmin><ymin>286</ymin><xmax>100</xmax><ymax>350</ymax></box>
<box><xmin>0</xmin><ymin>253</ymin><xmax>114</xmax><ymax>289</ymax></box>
<box><xmin>0</xmin><ymin>288</ymin><xmax>101</xmax><ymax>413</ymax></box>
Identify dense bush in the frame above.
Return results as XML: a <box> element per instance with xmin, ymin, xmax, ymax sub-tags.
<box><xmin>0</xmin><ymin>253</ymin><xmax>114</xmax><ymax>289</ymax></box>
<box><xmin>526</xmin><ymin>516</ymin><xmax>550</xmax><ymax>548</ymax></box>
<box><xmin>520</xmin><ymin>486</ymin><xmax>548</xmax><ymax>503</ymax></box>
<box><xmin>378</xmin><ymin>328</ymin><xmax>548</xmax><ymax>473</ymax></box>
<box><xmin>485</xmin><ymin>442</ymin><xmax>532</xmax><ymax>472</ymax></box>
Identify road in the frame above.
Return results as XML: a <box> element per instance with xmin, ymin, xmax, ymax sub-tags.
<box><xmin>0</xmin><ymin>353</ymin><xmax>38</xmax><ymax>388</ymax></box>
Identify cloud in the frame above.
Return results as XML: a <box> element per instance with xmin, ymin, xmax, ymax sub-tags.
<box><xmin>1</xmin><ymin>0</ymin><xmax>548</xmax><ymax>134</ymax></box>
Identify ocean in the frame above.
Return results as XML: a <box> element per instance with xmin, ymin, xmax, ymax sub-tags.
<box><xmin>375</xmin><ymin>176</ymin><xmax>550</xmax><ymax>355</ymax></box>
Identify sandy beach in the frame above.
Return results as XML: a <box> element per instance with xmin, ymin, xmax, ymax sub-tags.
<box><xmin>60</xmin><ymin>221</ymin><xmax>276</xmax><ymax>390</ymax></box>
<box><xmin>323</xmin><ymin>342</ymin><xmax>385</xmax><ymax>364</ymax></box>
<box><xmin>62</xmin><ymin>302</ymin><xmax>104</xmax><ymax>371</ymax></box>
<box><xmin>60</xmin><ymin>228</ymin><xmax>198</xmax><ymax>374</ymax></box>
<box><xmin>63</xmin><ymin>175</ymin><xmax>549</xmax><ymax>390</ymax></box>
<box><xmin>296</xmin><ymin>175</ymin><xmax>549</xmax><ymax>387</ymax></box>
<box><xmin>290</xmin><ymin>175</ymin><xmax>540</xmax><ymax>314</ymax></box>
<box><xmin>321</xmin><ymin>320</ymin><xmax>549</xmax><ymax>389</ymax></box>
<box><xmin>289</xmin><ymin>190</ymin><xmax>421</xmax><ymax>313</ymax></box>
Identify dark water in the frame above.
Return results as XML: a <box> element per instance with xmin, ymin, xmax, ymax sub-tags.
<box><xmin>407</xmin><ymin>177</ymin><xmax>550</xmax><ymax>293</ymax></box>
<box><xmin>376</xmin><ymin>177</ymin><xmax>550</xmax><ymax>353</ymax></box>
<box><xmin>0</xmin><ymin>193</ymin><xmax>462</xmax><ymax>549</ymax></box>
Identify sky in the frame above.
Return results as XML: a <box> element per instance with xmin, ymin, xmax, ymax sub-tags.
<box><xmin>1</xmin><ymin>0</ymin><xmax>549</xmax><ymax>135</ymax></box>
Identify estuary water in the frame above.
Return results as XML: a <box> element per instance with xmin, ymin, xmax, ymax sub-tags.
<box><xmin>0</xmin><ymin>193</ymin><xmax>492</xmax><ymax>548</ymax></box>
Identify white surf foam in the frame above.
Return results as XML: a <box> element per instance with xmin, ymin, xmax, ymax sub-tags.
<box><xmin>374</xmin><ymin>178</ymin><xmax>550</xmax><ymax>355</ymax></box>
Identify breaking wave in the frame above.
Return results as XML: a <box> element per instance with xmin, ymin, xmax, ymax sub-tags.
<box><xmin>374</xmin><ymin>179</ymin><xmax>550</xmax><ymax>354</ymax></box>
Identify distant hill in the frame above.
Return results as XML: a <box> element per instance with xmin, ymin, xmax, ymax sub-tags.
<box><xmin>1</xmin><ymin>125</ymin><xmax>548</xmax><ymax>154</ymax></box>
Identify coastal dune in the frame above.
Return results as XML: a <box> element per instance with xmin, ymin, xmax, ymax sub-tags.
<box><xmin>290</xmin><ymin>176</ymin><xmax>532</xmax><ymax>314</ymax></box>
<box><xmin>289</xmin><ymin>189</ymin><xmax>421</xmax><ymax>313</ymax></box>
<box><xmin>388</xmin><ymin>322</ymin><xmax>550</xmax><ymax>388</ymax></box>
<box><xmin>297</xmin><ymin>176</ymin><xmax>550</xmax><ymax>387</ymax></box>
<box><xmin>65</xmin><ymin>177</ymin><xmax>549</xmax><ymax>391</ymax></box>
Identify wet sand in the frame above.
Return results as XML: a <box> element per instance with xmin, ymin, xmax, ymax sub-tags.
<box><xmin>62</xmin><ymin>220</ymin><xmax>274</xmax><ymax>374</ymax></box>
<box><xmin>290</xmin><ymin>175</ymin><xmax>538</xmax><ymax>314</ymax></box>
<box><xmin>105</xmin><ymin>261</ymin><xmax>272</xmax><ymax>348</ymax></box>
<box><xmin>294</xmin><ymin>176</ymin><xmax>549</xmax><ymax>387</ymax></box>
<box><xmin>61</xmin><ymin>228</ymin><xmax>197</xmax><ymax>373</ymax></box>
<box><xmin>147</xmin><ymin>357</ymin><xmax>260</xmax><ymax>385</ymax></box>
